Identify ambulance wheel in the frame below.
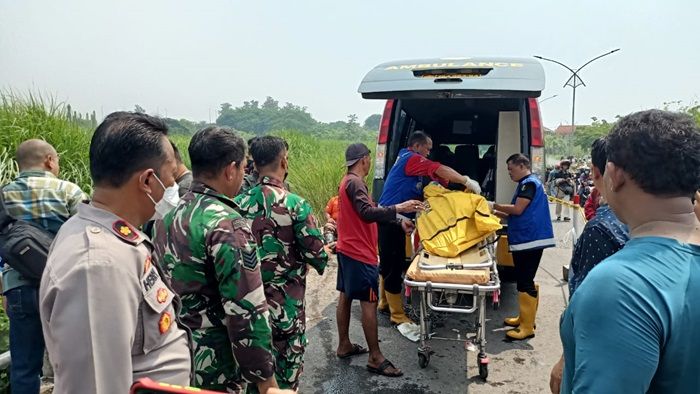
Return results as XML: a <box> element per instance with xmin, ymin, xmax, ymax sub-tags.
<box><xmin>418</xmin><ymin>352</ymin><xmax>430</xmax><ymax>368</ymax></box>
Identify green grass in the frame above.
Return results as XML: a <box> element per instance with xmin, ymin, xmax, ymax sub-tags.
<box><xmin>0</xmin><ymin>92</ymin><xmax>373</xmax><ymax>218</ymax></box>
<box><xmin>0</xmin><ymin>91</ymin><xmax>92</xmax><ymax>191</ymax></box>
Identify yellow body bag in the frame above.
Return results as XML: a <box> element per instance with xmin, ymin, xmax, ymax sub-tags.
<box><xmin>417</xmin><ymin>184</ymin><xmax>502</xmax><ymax>258</ymax></box>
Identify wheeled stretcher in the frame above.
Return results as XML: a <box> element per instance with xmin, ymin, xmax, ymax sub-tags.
<box><xmin>404</xmin><ymin>236</ymin><xmax>500</xmax><ymax>380</ymax></box>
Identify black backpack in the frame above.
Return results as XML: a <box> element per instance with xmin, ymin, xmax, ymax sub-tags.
<box><xmin>0</xmin><ymin>188</ymin><xmax>56</xmax><ymax>283</ymax></box>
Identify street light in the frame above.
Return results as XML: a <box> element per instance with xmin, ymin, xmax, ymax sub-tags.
<box><xmin>534</xmin><ymin>49</ymin><xmax>620</xmax><ymax>152</ymax></box>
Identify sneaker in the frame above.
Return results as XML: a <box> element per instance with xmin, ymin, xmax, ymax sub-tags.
<box><xmin>555</xmin><ymin>217</ymin><xmax>561</xmax><ymax>221</ymax></box>
<box><xmin>563</xmin><ymin>217</ymin><xmax>571</xmax><ymax>222</ymax></box>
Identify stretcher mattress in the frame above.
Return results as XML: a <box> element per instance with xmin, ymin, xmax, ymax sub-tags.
<box><xmin>406</xmin><ymin>245</ymin><xmax>492</xmax><ymax>285</ymax></box>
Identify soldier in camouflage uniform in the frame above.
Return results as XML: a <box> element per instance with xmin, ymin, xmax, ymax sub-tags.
<box><xmin>235</xmin><ymin>136</ymin><xmax>328</xmax><ymax>391</ymax></box>
<box><xmin>152</xmin><ymin>127</ymin><xmax>289</xmax><ymax>394</ymax></box>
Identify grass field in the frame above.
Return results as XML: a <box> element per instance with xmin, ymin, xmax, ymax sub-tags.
<box><xmin>0</xmin><ymin>93</ymin><xmax>373</xmax><ymax>218</ymax></box>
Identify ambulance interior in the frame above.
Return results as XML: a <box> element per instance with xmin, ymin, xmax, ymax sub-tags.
<box><xmin>391</xmin><ymin>98</ymin><xmax>523</xmax><ymax>203</ymax></box>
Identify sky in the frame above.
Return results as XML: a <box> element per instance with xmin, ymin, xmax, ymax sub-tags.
<box><xmin>2</xmin><ymin>0</ymin><xmax>699</xmax><ymax>129</ymax></box>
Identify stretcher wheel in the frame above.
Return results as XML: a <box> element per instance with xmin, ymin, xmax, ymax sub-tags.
<box><xmin>418</xmin><ymin>352</ymin><xmax>430</xmax><ymax>368</ymax></box>
<box><xmin>478</xmin><ymin>353</ymin><xmax>489</xmax><ymax>380</ymax></box>
<box><xmin>479</xmin><ymin>363</ymin><xmax>488</xmax><ymax>380</ymax></box>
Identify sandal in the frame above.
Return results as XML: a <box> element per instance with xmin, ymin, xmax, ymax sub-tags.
<box><xmin>367</xmin><ymin>359</ymin><xmax>404</xmax><ymax>377</ymax></box>
<box><xmin>337</xmin><ymin>343</ymin><xmax>369</xmax><ymax>359</ymax></box>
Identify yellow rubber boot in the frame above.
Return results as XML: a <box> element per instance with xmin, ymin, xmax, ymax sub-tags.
<box><xmin>386</xmin><ymin>291</ymin><xmax>413</xmax><ymax>325</ymax></box>
<box><xmin>504</xmin><ymin>284</ymin><xmax>539</xmax><ymax>327</ymax></box>
<box><xmin>378</xmin><ymin>277</ymin><xmax>389</xmax><ymax>314</ymax></box>
<box><xmin>505</xmin><ymin>292</ymin><xmax>537</xmax><ymax>341</ymax></box>
<box><xmin>504</xmin><ymin>314</ymin><xmax>519</xmax><ymax>327</ymax></box>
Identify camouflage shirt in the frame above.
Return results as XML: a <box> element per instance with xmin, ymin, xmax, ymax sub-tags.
<box><xmin>152</xmin><ymin>181</ymin><xmax>274</xmax><ymax>392</ymax></box>
<box><xmin>235</xmin><ymin>176</ymin><xmax>327</xmax><ymax>337</ymax></box>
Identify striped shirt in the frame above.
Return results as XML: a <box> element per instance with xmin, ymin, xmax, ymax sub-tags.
<box><xmin>2</xmin><ymin>170</ymin><xmax>87</xmax><ymax>291</ymax></box>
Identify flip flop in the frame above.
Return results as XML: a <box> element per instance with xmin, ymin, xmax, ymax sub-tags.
<box><xmin>367</xmin><ymin>359</ymin><xmax>403</xmax><ymax>377</ymax></box>
<box><xmin>337</xmin><ymin>343</ymin><xmax>369</xmax><ymax>359</ymax></box>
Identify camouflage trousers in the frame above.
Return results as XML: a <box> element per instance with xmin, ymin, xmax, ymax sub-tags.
<box><xmin>273</xmin><ymin>331</ymin><xmax>307</xmax><ymax>390</ymax></box>
<box><xmin>246</xmin><ymin>330</ymin><xmax>306</xmax><ymax>393</ymax></box>
<box><xmin>191</xmin><ymin>327</ymin><xmax>246</xmax><ymax>394</ymax></box>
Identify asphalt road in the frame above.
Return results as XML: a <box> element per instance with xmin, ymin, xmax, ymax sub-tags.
<box><xmin>299</xmin><ymin>204</ymin><xmax>576</xmax><ymax>394</ymax></box>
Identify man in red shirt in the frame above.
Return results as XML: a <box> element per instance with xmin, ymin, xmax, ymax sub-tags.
<box><xmin>378</xmin><ymin>132</ymin><xmax>480</xmax><ymax>328</ymax></box>
<box><xmin>335</xmin><ymin>143</ymin><xmax>422</xmax><ymax>378</ymax></box>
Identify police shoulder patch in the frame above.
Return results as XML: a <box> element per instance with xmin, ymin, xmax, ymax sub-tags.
<box><xmin>241</xmin><ymin>248</ymin><xmax>258</xmax><ymax>271</ymax></box>
<box><xmin>112</xmin><ymin>220</ymin><xmax>140</xmax><ymax>244</ymax></box>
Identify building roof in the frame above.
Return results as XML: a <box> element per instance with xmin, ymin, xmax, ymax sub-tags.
<box><xmin>555</xmin><ymin>125</ymin><xmax>575</xmax><ymax>135</ymax></box>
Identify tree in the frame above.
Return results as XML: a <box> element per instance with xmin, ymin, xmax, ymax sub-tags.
<box><xmin>363</xmin><ymin>114</ymin><xmax>381</xmax><ymax>130</ymax></box>
<box><xmin>220</xmin><ymin>103</ymin><xmax>232</xmax><ymax>113</ymax></box>
<box><xmin>134</xmin><ymin>105</ymin><xmax>146</xmax><ymax>114</ymax></box>
<box><xmin>262</xmin><ymin>96</ymin><xmax>279</xmax><ymax>111</ymax></box>
<box><xmin>573</xmin><ymin>118</ymin><xmax>614</xmax><ymax>152</ymax></box>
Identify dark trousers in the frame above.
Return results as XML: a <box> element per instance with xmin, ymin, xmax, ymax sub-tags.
<box><xmin>6</xmin><ymin>286</ymin><xmax>45</xmax><ymax>394</ymax></box>
<box><xmin>512</xmin><ymin>249</ymin><xmax>544</xmax><ymax>297</ymax></box>
<box><xmin>378</xmin><ymin>223</ymin><xmax>408</xmax><ymax>295</ymax></box>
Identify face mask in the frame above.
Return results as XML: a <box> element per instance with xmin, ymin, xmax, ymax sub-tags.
<box><xmin>147</xmin><ymin>173</ymin><xmax>180</xmax><ymax>220</ymax></box>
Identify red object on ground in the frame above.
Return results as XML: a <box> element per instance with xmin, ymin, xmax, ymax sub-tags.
<box><xmin>131</xmin><ymin>378</ymin><xmax>224</xmax><ymax>394</ymax></box>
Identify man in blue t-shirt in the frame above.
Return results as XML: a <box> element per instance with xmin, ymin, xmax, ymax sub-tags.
<box><xmin>558</xmin><ymin>110</ymin><xmax>700</xmax><ymax>393</ymax></box>
<box><xmin>549</xmin><ymin>137</ymin><xmax>630</xmax><ymax>393</ymax></box>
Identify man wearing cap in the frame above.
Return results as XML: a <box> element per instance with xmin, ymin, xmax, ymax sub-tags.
<box><xmin>377</xmin><ymin>131</ymin><xmax>481</xmax><ymax>331</ymax></box>
<box><xmin>335</xmin><ymin>143</ymin><xmax>422</xmax><ymax>377</ymax></box>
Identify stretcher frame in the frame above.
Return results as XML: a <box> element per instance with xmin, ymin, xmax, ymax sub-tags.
<box><xmin>404</xmin><ymin>238</ymin><xmax>500</xmax><ymax>381</ymax></box>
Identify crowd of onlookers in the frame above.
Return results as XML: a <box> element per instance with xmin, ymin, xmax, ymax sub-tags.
<box><xmin>0</xmin><ymin>108</ymin><xmax>698</xmax><ymax>394</ymax></box>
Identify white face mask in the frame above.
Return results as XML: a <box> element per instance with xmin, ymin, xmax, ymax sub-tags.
<box><xmin>147</xmin><ymin>174</ymin><xmax>180</xmax><ymax>220</ymax></box>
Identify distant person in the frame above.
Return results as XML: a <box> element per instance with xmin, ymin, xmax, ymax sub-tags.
<box><xmin>40</xmin><ymin>112</ymin><xmax>191</xmax><ymax>394</ymax></box>
<box><xmin>1</xmin><ymin>139</ymin><xmax>87</xmax><ymax>394</ymax></box>
<box><xmin>552</xmin><ymin>160</ymin><xmax>574</xmax><ymax>221</ymax></box>
<box><xmin>325</xmin><ymin>193</ymin><xmax>341</xmax><ymax>224</ymax></box>
<box><xmin>549</xmin><ymin>137</ymin><xmax>629</xmax><ymax>393</ymax></box>
<box><xmin>323</xmin><ymin>192</ymin><xmax>341</xmax><ymax>252</ymax></box>
<box><xmin>170</xmin><ymin>141</ymin><xmax>192</xmax><ymax>196</ymax></box>
<box><xmin>335</xmin><ymin>143</ymin><xmax>422</xmax><ymax>377</ymax></box>
<box><xmin>151</xmin><ymin>127</ymin><xmax>289</xmax><ymax>394</ymax></box>
<box><xmin>235</xmin><ymin>136</ymin><xmax>328</xmax><ymax>391</ymax></box>
<box><xmin>490</xmin><ymin>153</ymin><xmax>555</xmax><ymax>341</ymax></box>
<box><xmin>559</xmin><ymin>110</ymin><xmax>700</xmax><ymax>393</ymax></box>
<box><xmin>695</xmin><ymin>190</ymin><xmax>700</xmax><ymax>221</ymax></box>
<box><xmin>377</xmin><ymin>131</ymin><xmax>480</xmax><ymax>332</ymax></box>
<box><xmin>546</xmin><ymin>163</ymin><xmax>561</xmax><ymax>195</ymax></box>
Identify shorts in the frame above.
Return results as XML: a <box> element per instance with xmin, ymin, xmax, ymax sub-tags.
<box><xmin>336</xmin><ymin>252</ymin><xmax>379</xmax><ymax>302</ymax></box>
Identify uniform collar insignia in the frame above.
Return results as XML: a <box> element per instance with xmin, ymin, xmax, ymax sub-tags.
<box><xmin>112</xmin><ymin>219</ymin><xmax>141</xmax><ymax>244</ymax></box>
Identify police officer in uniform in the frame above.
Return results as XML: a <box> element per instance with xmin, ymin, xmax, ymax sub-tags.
<box><xmin>39</xmin><ymin>112</ymin><xmax>192</xmax><ymax>394</ymax></box>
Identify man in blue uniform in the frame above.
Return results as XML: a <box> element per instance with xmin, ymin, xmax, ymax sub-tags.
<box><xmin>377</xmin><ymin>131</ymin><xmax>480</xmax><ymax>329</ymax></box>
<box><xmin>492</xmin><ymin>153</ymin><xmax>555</xmax><ymax>341</ymax></box>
